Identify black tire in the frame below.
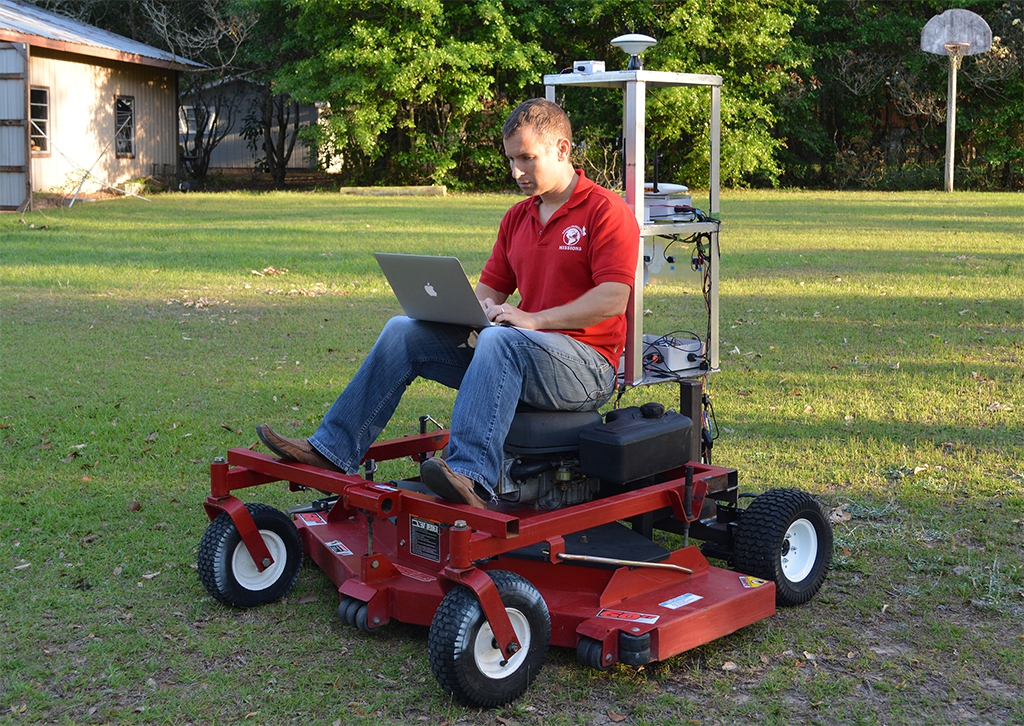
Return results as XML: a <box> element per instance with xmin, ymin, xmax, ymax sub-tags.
<box><xmin>197</xmin><ymin>503</ymin><xmax>302</xmax><ymax>608</ymax></box>
<box><xmin>732</xmin><ymin>488</ymin><xmax>832</xmax><ymax>607</ymax></box>
<box><xmin>428</xmin><ymin>570</ymin><xmax>550</xmax><ymax>708</ymax></box>
<box><xmin>576</xmin><ymin>636</ymin><xmax>612</xmax><ymax>671</ymax></box>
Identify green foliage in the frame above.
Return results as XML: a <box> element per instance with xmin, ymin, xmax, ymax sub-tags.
<box><xmin>263</xmin><ymin>0</ymin><xmax>551</xmax><ymax>188</ymax></box>
<box><xmin>30</xmin><ymin>0</ymin><xmax>1023</xmax><ymax>189</ymax></box>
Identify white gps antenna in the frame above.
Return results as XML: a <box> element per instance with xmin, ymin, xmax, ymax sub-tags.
<box><xmin>610</xmin><ymin>34</ymin><xmax>657</xmax><ymax>71</ymax></box>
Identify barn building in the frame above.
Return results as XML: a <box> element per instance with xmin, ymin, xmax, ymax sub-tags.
<box><xmin>0</xmin><ymin>0</ymin><xmax>203</xmax><ymax>210</ymax></box>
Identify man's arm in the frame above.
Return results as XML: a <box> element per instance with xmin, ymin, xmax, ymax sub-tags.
<box><xmin>478</xmin><ymin>281</ymin><xmax>630</xmax><ymax>329</ymax></box>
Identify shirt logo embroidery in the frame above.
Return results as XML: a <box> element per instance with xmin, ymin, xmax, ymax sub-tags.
<box><xmin>560</xmin><ymin>225</ymin><xmax>586</xmax><ymax>251</ymax></box>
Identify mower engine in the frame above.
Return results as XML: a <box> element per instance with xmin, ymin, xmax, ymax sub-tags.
<box><xmin>494</xmin><ymin>402</ymin><xmax>696</xmax><ymax>508</ymax></box>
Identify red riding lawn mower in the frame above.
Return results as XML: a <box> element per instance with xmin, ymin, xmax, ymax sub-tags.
<box><xmin>198</xmin><ymin>388</ymin><xmax>832</xmax><ymax>708</ymax></box>
<box><xmin>197</xmin><ymin>60</ymin><xmax>833</xmax><ymax>708</ymax></box>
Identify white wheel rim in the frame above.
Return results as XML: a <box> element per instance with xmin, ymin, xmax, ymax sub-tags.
<box><xmin>231</xmin><ymin>529</ymin><xmax>287</xmax><ymax>591</ymax></box>
<box><xmin>781</xmin><ymin>518</ymin><xmax>818</xmax><ymax>583</ymax></box>
<box><xmin>473</xmin><ymin>608</ymin><xmax>531</xmax><ymax>679</ymax></box>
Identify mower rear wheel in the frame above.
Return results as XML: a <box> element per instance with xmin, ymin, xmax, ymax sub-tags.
<box><xmin>428</xmin><ymin>570</ymin><xmax>550</xmax><ymax>708</ymax></box>
<box><xmin>198</xmin><ymin>503</ymin><xmax>302</xmax><ymax>608</ymax></box>
<box><xmin>732</xmin><ymin>489</ymin><xmax>832</xmax><ymax>607</ymax></box>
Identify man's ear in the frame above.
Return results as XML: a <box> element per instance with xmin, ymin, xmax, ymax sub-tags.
<box><xmin>556</xmin><ymin>137</ymin><xmax>571</xmax><ymax>162</ymax></box>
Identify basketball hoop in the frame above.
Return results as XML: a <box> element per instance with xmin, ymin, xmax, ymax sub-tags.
<box><xmin>921</xmin><ymin>10</ymin><xmax>992</xmax><ymax>192</ymax></box>
<box><xmin>944</xmin><ymin>42</ymin><xmax>970</xmax><ymax>70</ymax></box>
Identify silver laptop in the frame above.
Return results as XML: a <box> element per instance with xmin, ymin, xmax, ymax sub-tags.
<box><xmin>375</xmin><ymin>253</ymin><xmax>494</xmax><ymax>328</ymax></box>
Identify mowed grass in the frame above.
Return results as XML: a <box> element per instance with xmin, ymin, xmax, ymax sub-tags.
<box><xmin>1</xmin><ymin>189</ymin><xmax>1022</xmax><ymax>725</ymax></box>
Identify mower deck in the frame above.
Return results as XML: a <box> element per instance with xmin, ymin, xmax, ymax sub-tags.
<box><xmin>204</xmin><ymin>437</ymin><xmax>776</xmax><ymax>669</ymax></box>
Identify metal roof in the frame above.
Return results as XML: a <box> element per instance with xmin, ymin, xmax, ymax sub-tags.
<box><xmin>0</xmin><ymin>0</ymin><xmax>204</xmax><ymax>71</ymax></box>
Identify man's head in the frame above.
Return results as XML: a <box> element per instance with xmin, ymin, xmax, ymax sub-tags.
<box><xmin>502</xmin><ymin>98</ymin><xmax>572</xmax><ymax>147</ymax></box>
<box><xmin>502</xmin><ymin>99</ymin><xmax>576</xmax><ymax>199</ymax></box>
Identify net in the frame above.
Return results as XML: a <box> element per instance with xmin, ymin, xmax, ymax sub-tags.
<box><xmin>944</xmin><ymin>42</ymin><xmax>970</xmax><ymax>70</ymax></box>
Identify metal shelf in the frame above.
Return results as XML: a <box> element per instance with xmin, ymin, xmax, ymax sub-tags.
<box><xmin>544</xmin><ymin>68</ymin><xmax>721</xmax><ymax>385</ymax></box>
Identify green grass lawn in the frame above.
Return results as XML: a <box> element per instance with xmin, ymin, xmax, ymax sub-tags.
<box><xmin>2</xmin><ymin>189</ymin><xmax>1022</xmax><ymax>725</ymax></box>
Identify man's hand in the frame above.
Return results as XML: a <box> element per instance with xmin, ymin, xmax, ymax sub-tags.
<box><xmin>479</xmin><ymin>282</ymin><xmax>630</xmax><ymax>330</ymax></box>
<box><xmin>483</xmin><ymin>297</ymin><xmax>522</xmax><ymax>326</ymax></box>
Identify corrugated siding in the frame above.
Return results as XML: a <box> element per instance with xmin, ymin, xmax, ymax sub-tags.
<box><xmin>28</xmin><ymin>48</ymin><xmax>177</xmax><ymax>194</ymax></box>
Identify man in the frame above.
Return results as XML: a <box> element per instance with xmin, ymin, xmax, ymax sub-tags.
<box><xmin>257</xmin><ymin>98</ymin><xmax>639</xmax><ymax>508</ymax></box>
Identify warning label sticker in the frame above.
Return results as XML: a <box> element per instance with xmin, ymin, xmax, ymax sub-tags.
<box><xmin>296</xmin><ymin>512</ymin><xmax>327</xmax><ymax>526</ymax></box>
<box><xmin>325</xmin><ymin>540</ymin><xmax>352</xmax><ymax>556</ymax></box>
<box><xmin>738</xmin><ymin>576</ymin><xmax>770</xmax><ymax>589</ymax></box>
<box><xmin>660</xmin><ymin>592</ymin><xmax>704</xmax><ymax>610</ymax></box>
<box><xmin>597</xmin><ymin>608</ymin><xmax>660</xmax><ymax>625</ymax></box>
<box><xmin>410</xmin><ymin>516</ymin><xmax>441</xmax><ymax>562</ymax></box>
<box><xmin>395</xmin><ymin>564</ymin><xmax>437</xmax><ymax>583</ymax></box>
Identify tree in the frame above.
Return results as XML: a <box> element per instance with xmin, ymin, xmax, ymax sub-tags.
<box><xmin>142</xmin><ymin>1</ymin><xmax>257</xmax><ymax>185</ymax></box>
<box><xmin>253</xmin><ymin>0</ymin><xmax>551</xmax><ymax>188</ymax></box>
<box><xmin>530</xmin><ymin>0</ymin><xmax>812</xmax><ymax>188</ymax></box>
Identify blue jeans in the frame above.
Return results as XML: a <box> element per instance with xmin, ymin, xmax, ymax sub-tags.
<box><xmin>308</xmin><ymin>316</ymin><xmax>616</xmax><ymax>495</ymax></box>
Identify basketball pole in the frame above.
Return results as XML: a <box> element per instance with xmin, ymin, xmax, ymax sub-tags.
<box><xmin>943</xmin><ymin>43</ymin><xmax>967</xmax><ymax>193</ymax></box>
<box><xmin>944</xmin><ymin>51</ymin><xmax>958</xmax><ymax>193</ymax></box>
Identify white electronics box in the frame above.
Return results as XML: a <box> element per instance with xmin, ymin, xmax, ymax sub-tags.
<box><xmin>573</xmin><ymin>60</ymin><xmax>606</xmax><ymax>74</ymax></box>
<box><xmin>643</xmin><ymin>333</ymin><xmax>705</xmax><ymax>375</ymax></box>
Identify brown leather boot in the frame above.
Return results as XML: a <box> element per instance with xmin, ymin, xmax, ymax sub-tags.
<box><xmin>255</xmin><ymin>424</ymin><xmax>341</xmax><ymax>472</ymax></box>
<box><xmin>420</xmin><ymin>458</ymin><xmax>488</xmax><ymax>509</ymax></box>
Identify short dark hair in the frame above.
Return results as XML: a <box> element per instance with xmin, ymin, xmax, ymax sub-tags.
<box><xmin>502</xmin><ymin>98</ymin><xmax>572</xmax><ymax>145</ymax></box>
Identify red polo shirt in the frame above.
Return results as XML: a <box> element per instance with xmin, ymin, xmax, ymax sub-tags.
<box><xmin>480</xmin><ymin>170</ymin><xmax>640</xmax><ymax>366</ymax></box>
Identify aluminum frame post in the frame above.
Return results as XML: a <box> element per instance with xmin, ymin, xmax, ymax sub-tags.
<box><xmin>623</xmin><ymin>79</ymin><xmax>646</xmax><ymax>385</ymax></box>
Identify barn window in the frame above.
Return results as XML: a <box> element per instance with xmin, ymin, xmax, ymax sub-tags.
<box><xmin>30</xmin><ymin>87</ymin><xmax>49</xmax><ymax>154</ymax></box>
<box><xmin>115</xmin><ymin>96</ymin><xmax>135</xmax><ymax>158</ymax></box>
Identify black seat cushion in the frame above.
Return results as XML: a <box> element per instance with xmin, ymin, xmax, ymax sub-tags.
<box><xmin>504</xmin><ymin>406</ymin><xmax>604</xmax><ymax>454</ymax></box>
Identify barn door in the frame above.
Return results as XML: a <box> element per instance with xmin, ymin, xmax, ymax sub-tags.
<box><xmin>0</xmin><ymin>42</ymin><xmax>30</xmax><ymax>211</ymax></box>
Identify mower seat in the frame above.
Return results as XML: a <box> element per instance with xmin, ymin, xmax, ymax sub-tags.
<box><xmin>503</xmin><ymin>405</ymin><xmax>603</xmax><ymax>455</ymax></box>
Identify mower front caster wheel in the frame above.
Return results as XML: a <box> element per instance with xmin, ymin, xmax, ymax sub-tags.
<box><xmin>428</xmin><ymin>570</ymin><xmax>550</xmax><ymax>708</ymax></box>
<box><xmin>732</xmin><ymin>488</ymin><xmax>833</xmax><ymax>607</ymax></box>
<box><xmin>197</xmin><ymin>503</ymin><xmax>302</xmax><ymax>608</ymax></box>
<box><xmin>577</xmin><ymin>636</ymin><xmax>612</xmax><ymax>671</ymax></box>
<box><xmin>338</xmin><ymin>596</ymin><xmax>380</xmax><ymax>633</ymax></box>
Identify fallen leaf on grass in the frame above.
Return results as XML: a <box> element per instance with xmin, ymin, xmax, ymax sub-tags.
<box><xmin>80</xmin><ymin>534</ymin><xmax>99</xmax><ymax>545</ymax></box>
<box><xmin>297</xmin><ymin>593</ymin><xmax>317</xmax><ymax>605</ymax></box>
<box><xmin>829</xmin><ymin>507</ymin><xmax>851</xmax><ymax>523</ymax></box>
<box><xmin>608</xmin><ymin>710</ymin><xmax>628</xmax><ymax>723</ymax></box>
<box><xmin>61</xmin><ymin>451</ymin><xmax>80</xmax><ymax>463</ymax></box>
<box><xmin>127</xmin><ymin>500</ymin><xmax>142</xmax><ymax>512</ymax></box>
<box><xmin>803</xmin><ymin>651</ymin><xmax>816</xmax><ymax>661</ymax></box>
<box><xmin>721</xmin><ymin>661</ymin><xmax>738</xmax><ymax>671</ymax></box>
<box><xmin>987</xmin><ymin>402</ymin><xmax>1012</xmax><ymax>412</ymax></box>
<box><xmin>145</xmin><ymin>431</ymin><xmax>158</xmax><ymax>443</ymax></box>
<box><xmin>141</xmin><ymin>571</ymin><xmax>161</xmax><ymax>580</ymax></box>
<box><xmin>13</xmin><ymin>563</ymin><xmax>30</xmax><ymax>571</ymax></box>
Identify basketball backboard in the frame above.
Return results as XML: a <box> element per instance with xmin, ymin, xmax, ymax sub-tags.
<box><xmin>921</xmin><ymin>8</ymin><xmax>992</xmax><ymax>56</ymax></box>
